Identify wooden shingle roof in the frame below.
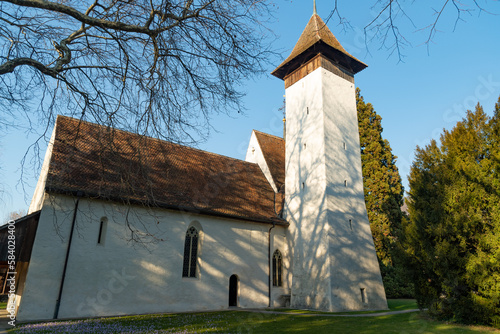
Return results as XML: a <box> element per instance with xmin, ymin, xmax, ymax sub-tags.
<box><xmin>46</xmin><ymin>116</ymin><xmax>287</xmax><ymax>225</ymax></box>
<box><xmin>272</xmin><ymin>14</ymin><xmax>367</xmax><ymax>79</ymax></box>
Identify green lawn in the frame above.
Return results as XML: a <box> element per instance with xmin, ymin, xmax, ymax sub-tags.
<box><xmin>387</xmin><ymin>298</ymin><xmax>419</xmax><ymax>311</ymax></box>
<box><xmin>0</xmin><ymin>302</ymin><xmax>6</xmax><ymax>310</ymax></box>
<box><xmin>8</xmin><ymin>300</ymin><xmax>499</xmax><ymax>334</ymax></box>
<box><xmin>269</xmin><ymin>298</ymin><xmax>419</xmax><ymax>315</ymax></box>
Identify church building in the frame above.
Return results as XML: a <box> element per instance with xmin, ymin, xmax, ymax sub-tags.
<box><xmin>5</xmin><ymin>7</ymin><xmax>387</xmax><ymax>321</ymax></box>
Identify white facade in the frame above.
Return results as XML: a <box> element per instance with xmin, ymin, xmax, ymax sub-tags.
<box><xmin>18</xmin><ymin>193</ymin><xmax>289</xmax><ymax>321</ymax></box>
<box><xmin>284</xmin><ymin>66</ymin><xmax>387</xmax><ymax>311</ymax></box>
<box><xmin>14</xmin><ymin>12</ymin><xmax>389</xmax><ymax>321</ymax></box>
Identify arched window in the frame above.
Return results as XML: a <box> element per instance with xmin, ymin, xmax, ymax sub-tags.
<box><xmin>272</xmin><ymin>249</ymin><xmax>283</xmax><ymax>287</ymax></box>
<box><xmin>182</xmin><ymin>226</ymin><xmax>199</xmax><ymax>278</ymax></box>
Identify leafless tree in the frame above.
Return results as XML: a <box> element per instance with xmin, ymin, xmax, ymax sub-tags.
<box><xmin>0</xmin><ymin>0</ymin><xmax>282</xmax><ymax>246</ymax></box>
<box><xmin>327</xmin><ymin>0</ymin><xmax>497</xmax><ymax>61</ymax></box>
<box><xmin>0</xmin><ymin>0</ymin><xmax>496</xmax><ymax>217</ymax></box>
<box><xmin>1</xmin><ymin>0</ymin><xmax>495</xmax><ymax>147</ymax></box>
<box><xmin>1</xmin><ymin>0</ymin><xmax>497</xmax><ymax>141</ymax></box>
<box><xmin>0</xmin><ymin>0</ymin><xmax>276</xmax><ymax>145</ymax></box>
<box><xmin>3</xmin><ymin>209</ymin><xmax>26</xmax><ymax>223</ymax></box>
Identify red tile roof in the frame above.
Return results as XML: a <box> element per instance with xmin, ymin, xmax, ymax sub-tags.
<box><xmin>46</xmin><ymin>116</ymin><xmax>287</xmax><ymax>225</ymax></box>
<box><xmin>253</xmin><ymin>131</ymin><xmax>285</xmax><ymax>191</ymax></box>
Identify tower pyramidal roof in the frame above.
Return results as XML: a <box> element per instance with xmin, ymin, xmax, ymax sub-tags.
<box><xmin>272</xmin><ymin>12</ymin><xmax>367</xmax><ymax>80</ymax></box>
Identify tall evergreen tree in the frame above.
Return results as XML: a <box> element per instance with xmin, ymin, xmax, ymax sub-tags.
<box><xmin>465</xmin><ymin>98</ymin><xmax>500</xmax><ymax>326</ymax></box>
<box><xmin>356</xmin><ymin>89</ymin><xmax>412</xmax><ymax>298</ymax></box>
<box><xmin>404</xmin><ymin>139</ymin><xmax>445</xmax><ymax>308</ymax></box>
<box><xmin>356</xmin><ymin>89</ymin><xmax>404</xmax><ymax>265</ymax></box>
<box><xmin>405</xmin><ymin>100</ymin><xmax>500</xmax><ymax>326</ymax></box>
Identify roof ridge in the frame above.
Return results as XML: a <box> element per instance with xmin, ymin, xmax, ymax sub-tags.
<box><xmin>253</xmin><ymin>129</ymin><xmax>285</xmax><ymax>190</ymax></box>
<box><xmin>56</xmin><ymin>115</ymin><xmax>258</xmax><ymax>167</ymax></box>
<box><xmin>312</xmin><ymin>13</ymin><xmax>320</xmax><ymax>37</ymax></box>
<box><xmin>50</xmin><ymin>116</ymin><xmax>287</xmax><ymax>225</ymax></box>
<box><xmin>0</xmin><ymin>210</ymin><xmax>41</xmax><ymax>231</ymax></box>
<box><xmin>310</xmin><ymin>14</ymin><xmax>347</xmax><ymax>54</ymax></box>
<box><xmin>253</xmin><ymin>130</ymin><xmax>284</xmax><ymax>141</ymax></box>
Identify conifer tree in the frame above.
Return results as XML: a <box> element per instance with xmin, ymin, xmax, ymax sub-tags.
<box><xmin>405</xmin><ymin>100</ymin><xmax>500</xmax><ymax>326</ymax></box>
<box><xmin>356</xmin><ymin>89</ymin><xmax>412</xmax><ymax>298</ymax></box>
<box><xmin>356</xmin><ymin>89</ymin><xmax>404</xmax><ymax>265</ymax></box>
<box><xmin>465</xmin><ymin>98</ymin><xmax>500</xmax><ymax>325</ymax></box>
<box><xmin>404</xmin><ymin>139</ymin><xmax>445</xmax><ymax>308</ymax></box>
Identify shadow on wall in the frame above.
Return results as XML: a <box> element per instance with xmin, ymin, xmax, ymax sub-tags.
<box><xmin>18</xmin><ymin>117</ymin><xmax>288</xmax><ymax>320</ymax></box>
<box><xmin>284</xmin><ymin>73</ymin><xmax>386</xmax><ymax>312</ymax></box>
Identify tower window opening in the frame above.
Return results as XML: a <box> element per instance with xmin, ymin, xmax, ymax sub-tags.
<box><xmin>344</xmin><ymin>180</ymin><xmax>347</xmax><ymax>187</ymax></box>
<box><xmin>349</xmin><ymin>219</ymin><xmax>353</xmax><ymax>231</ymax></box>
<box><xmin>360</xmin><ymin>288</ymin><xmax>367</xmax><ymax>304</ymax></box>
<box><xmin>307</xmin><ymin>107</ymin><xmax>309</xmax><ymax>115</ymax></box>
<box><xmin>97</xmin><ymin>218</ymin><xmax>107</xmax><ymax>245</ymax></box>
<box><xmin>302</xmin><ymin>182</ymin><xmax>305</xmax><ymax>189</ymax></box>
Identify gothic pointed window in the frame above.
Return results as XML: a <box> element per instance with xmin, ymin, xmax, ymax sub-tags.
<box><xmin>182</xmin><ymin>226</ymin><xmax>199</xmax><ymax>278</ymax></box>
<box><xmin>272</xmin><ymin>249</ymin><xmax>283</xmax><ymax>287</ymax></box>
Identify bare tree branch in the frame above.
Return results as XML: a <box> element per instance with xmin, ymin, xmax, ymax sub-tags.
<box><xmin>3</xmin><ymin>0</ymin><xmax>208</xmax><ymax>35</ymax></box>
<box><xmin>328</xmin><ymin>0</ymin><xmax>496</xmax><ymax>61</ymax></box>
<box><xmin>0</xmin><ymin>1</ymin><xmax>277</xmax><ymax>218</ymax></box>
<box><xmin>0</xmin><ymin>0</ymin><xmax>277</xmax><ymax>144</ymax></box>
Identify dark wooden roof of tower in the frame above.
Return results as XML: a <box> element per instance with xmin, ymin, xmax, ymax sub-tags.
<box><xmin>271</xmin><ymin>13</ymin><xmax>367</xmax><ymax>80</ymax></box>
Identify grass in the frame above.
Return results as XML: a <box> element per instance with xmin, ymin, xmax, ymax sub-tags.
<box><xmin>8</xmin><ymin>300</ymin><xmax>499</xmax><ymax>334</ymax></box>
<box><xmin>387</xmin><ymin>299</ymin><xmax>419</xmax><ymax>311</ymax></box>
<box><xmin>267</xmin><ymin>298</ymin><xmax>419</xmax><ymax>315</ymax></box>
<box><xmin>0</xmin><ymin>302</ymin><xmax>6</xmax><ymax>310</ymax></box>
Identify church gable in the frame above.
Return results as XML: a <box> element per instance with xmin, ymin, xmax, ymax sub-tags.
<box><xmin>253</xmin><ymin>131</ymin><xmax>285</xmax><ymax>191</ymax></box>
<box><xmin>12</xmin><ymin>7</ymin><xmax>391</xmax><ymax>322</ymax></box>
<box><xmin>46</xmin><ymin>116</ymin><xmax>286</xmax><ymax>225</ymax></box>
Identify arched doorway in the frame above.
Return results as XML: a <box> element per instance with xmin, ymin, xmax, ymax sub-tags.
<box><xmin>229</xmin><ymin>274</ymin><xmax>238</xmax><ymax>307</ymax></box>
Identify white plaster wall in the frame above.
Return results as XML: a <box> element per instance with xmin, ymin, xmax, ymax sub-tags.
<box><xmin>270</xmin><ymin>226</ymin><xmax>291</xmax><ymax>307</ymax></box>
<box><xmin>18</xmin><ymin>194</ymin><xmax>279</xmax><ymax>321</ymax></box>
<box><xmin>245</xmin><ymin>131</ymin><xmax>277</xmax><ymax>192</ymax></box>
<box><xmin>28</xmin><ymin>126</ymin><xmax>56</xmax><ymax>214</ymax></box>
<box><xmin>284</xmin><ymin>66</ymin><xmax>387</xmax><ymax>312</ymax></box>
<box><xmin>321</xmin><ymin>68</ymin><xmax>387</xmax><ymax>311</ymax></box>
<box><xmin>285</xmin><ymin>68</ymin><xmax>332</xmax><ymax>311</ymax></box>
<box><xmin>246</xmin><ymin>132</ymin><xmax>290</xmax><ymax>307</ymax></box>
<box><xmin>17</xmin><ymin>194</ymin><xmax>75</xmax><ymax>320</ymax></box>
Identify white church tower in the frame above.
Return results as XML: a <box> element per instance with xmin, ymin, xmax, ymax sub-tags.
<box><xmin>272</xmin><ymin>3</ymin><xmax>388</xmax><ymax>311</ymax></box>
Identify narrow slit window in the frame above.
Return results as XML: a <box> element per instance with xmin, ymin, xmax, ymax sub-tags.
<box><xmin>343</xmin><ymin>142</ymin><xmax>346</xmax><ymax>150</ymax></box>
<box><xmin>302</xmin><ymin>182</ymin><xmax>305</xmax><ymax>189</ymax></box>
<box><xmin>344</xmin><ymin>180</ymin><xmax>347</xmax><ymax>187</ymax></box>
<box><xmin>306</xmin><ymin>107</ymin><xmax>309</xmax><ymax>115</ymax></box>
<box><xmin>303</xmin><ymin>143</ymin><xmax>307</xmax><ymax>150</ymax></box>
<box><xmin>272</xmin><ymin>250</ymin><xmax>283</xmax><ymax>287</ymax></box>
<box><xmin>349</xmin><ymin>219</ymin><xmax>353</xmax><ymax>231</ymax></box>
<box><xmin>360</xmin><ymin>288</ymin><xmax>367</xmax><ymax>304</ymax></box>
<box><xmin>182</xmin><ymin>227</ymin><xmax>199</xmax><ymax>278</ymax></box>
<box><xmin>97</xmin><ymin>218</ymin><xmax>107</xmax><ymax>245</ymax></box>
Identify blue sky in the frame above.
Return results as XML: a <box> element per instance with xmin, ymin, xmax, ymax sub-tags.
<box><xmin>1</xmin><ymin>0</ymin><xmax>500</xmax><ymax>222</ymax></box>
